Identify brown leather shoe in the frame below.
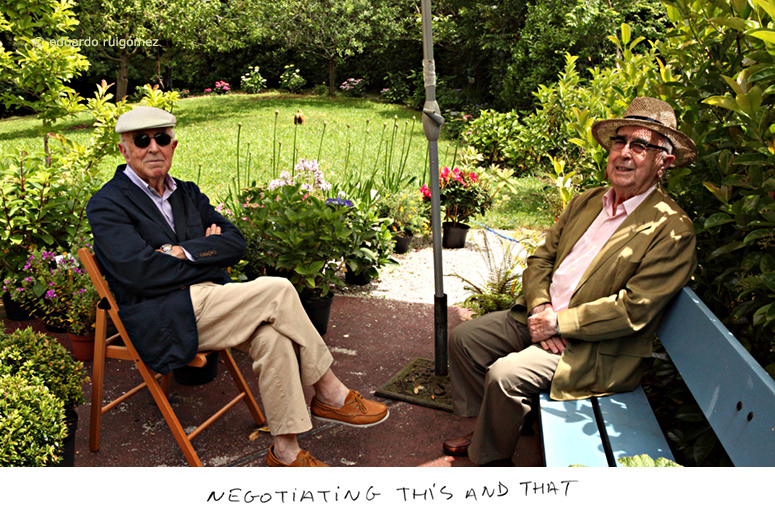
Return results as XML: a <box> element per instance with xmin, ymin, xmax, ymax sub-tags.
<box><xmin>443</xmin><ymin>432</ymin><xmax>474</xmax><ymax>457</ymax></box>
<box><xmin>310</xmin><ymin>390</ymin><xmax>389</xmax><ymax>427</ymax></box>
<box><xmin>266</xmin><ymin>445</ymin><xmax>329</xmax><ymax>467</ymax></box>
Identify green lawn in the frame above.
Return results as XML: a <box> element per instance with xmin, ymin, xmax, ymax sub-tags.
<box><xmin>0</xmin><ymin>92</ymin><xmax>555</xmax><ymax>230</ymax></box>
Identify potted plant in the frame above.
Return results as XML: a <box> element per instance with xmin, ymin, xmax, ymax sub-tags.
<box><xmin>0</xmin><ymin>150</ymin><xmax>92</xmax><ymax>320</ymax></box>
<box><xmin>379</xmin><ymin>189</ymin><xmax>428</xmax><ymax>254</ymax></box>
<box><xmin>0</xmin><ymin>374</ymin><xmax>69</xmax><ymax>466</ymax></box>
<box><xmin>0</xmin><ymin>327</ymin><xmax>88</xmax><ymax>466</ymax></box>
<box><xmin>342</xmin><ymin>198</ymin><xmax>398</xmax><ymax>285</ymax></box>
<box><xmin>2</xmin><ymin>239</ymin><xmax>100</xmax><ymax>360</ymax></box>
<box><xmin>231</xmin><ymin>160</ymin><xmax>355</xmax><ymax>334</ymax></box>
<box><xmin>420</xmin><ymin>166</ymin><xmax>492</xmax><ymax>248</ymax></box>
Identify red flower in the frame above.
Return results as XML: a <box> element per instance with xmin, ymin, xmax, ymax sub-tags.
<box><xmin>420</xmin><ymin>184</ymin><xmax>432</xmax><ymax>199</ymax></box>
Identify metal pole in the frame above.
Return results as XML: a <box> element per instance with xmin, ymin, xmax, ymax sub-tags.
<box><xmin>420</xmin><ymin>0</ymin><xmax>447</xmax><ymax>377</ymax></box>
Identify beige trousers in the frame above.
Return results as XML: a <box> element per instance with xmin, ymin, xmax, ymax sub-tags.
<box><xmin>449</xmin><ymin>309</ymin><xmax>560</xmax><ymax>465</ymax></box>
<box><xmin>189</xmin><ymin>277</ymin><xmax>333</xmax><ymax>436</ymax></box>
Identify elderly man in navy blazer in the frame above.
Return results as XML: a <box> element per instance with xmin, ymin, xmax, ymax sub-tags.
<box><xmin>86</xmin><ymin>106</ymin><xmax>388</xmax><ymax>467</ymax></box>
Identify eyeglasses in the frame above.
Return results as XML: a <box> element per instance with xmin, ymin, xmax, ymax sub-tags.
<box><xmin>133</xmin><ymin>132</ymin><xmax>173</xmax><ymax>148</ymax></box>
<box><xmin>610</xmin><ymin>136</ymin><xmax>670</xmax><ymax>155</ymax></box>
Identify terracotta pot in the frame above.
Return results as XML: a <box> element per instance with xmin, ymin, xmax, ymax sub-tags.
<box><xmin>67</xmin><ymin>333</ymin><xmax>95</xmax><ymax>362</ymax></box>
<box><xmin>442</xmin><ymin>222</ymin><xmax>470</xmax><ymax>249</ymax></box>
<box><xmin>301</xmin><ymin>292</ymin><xmax>334</xmax><ymax>336</ymax></box>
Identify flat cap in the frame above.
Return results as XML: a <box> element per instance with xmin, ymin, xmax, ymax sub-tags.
<box><xmin>114</xmin><ymin>106</ymin><xmax>176</xmax><ymax>133</ymax></box>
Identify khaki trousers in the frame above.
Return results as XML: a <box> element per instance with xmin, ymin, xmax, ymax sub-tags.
<box><xmin>449</xmin><ymin>309</ymin><xmax>560</xmax><ymax>465</ymax></box>
<box><xmin>189</xmin><ymin>277</ymin><xmax>333</xmax><ymax>436</ymax></box>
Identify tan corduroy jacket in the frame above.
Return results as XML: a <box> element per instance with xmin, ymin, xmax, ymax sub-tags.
<box><xmin>511</xmin><ymin>185</ymin><xmax>697</xmax><ymax>400</ymax></box>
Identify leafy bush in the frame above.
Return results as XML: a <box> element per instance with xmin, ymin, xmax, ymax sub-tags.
<box><xmin>342</xmin><ymin>198</ymin><xmax>397</xmax><ymax>279</ymax></box>
<box><xmin>280</xmin><ymin>64</ymin><xmax>306</xmax><ymax>93</ymax></box>
<box><xmin>240</xmin><ymin>66</ymin><xmax>268</xmax><ymax>94</ymax></box>
<box><xmin>0</xmin><ymin>374</ymin><xmax>67</xmax><ymax>467</ymax></box>
<box><xmin>381</xmin><ymin>71</ymin><xmax>411</xmax><ymax>105</ymax></box>
<box><xmin>232</xmin><ymin>160</ymin><xmax>355</xmax><ymax>298</ymax></box>
<box><xmin>451</xmin><ymin>229</ymin><xmax>542</xmax><ymax>317</ymax></box>
<box><xmin>379</xmin><ymin>189</ymin><xmax>428</xmax><ymax>237</ymax></box>
<box><xmin>0</xmin><ymin>327</ymin><xmax>88</xmax><ymax>407</ymax></box>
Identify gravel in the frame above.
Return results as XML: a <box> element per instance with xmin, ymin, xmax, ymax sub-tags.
<box><xmin>333</xmin><ymin>229</ymin><xmax>532</xmax><ymax>306</ymax></box>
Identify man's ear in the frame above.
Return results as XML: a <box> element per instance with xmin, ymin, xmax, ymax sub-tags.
<box><xmin>659</xmin><ymin>154</ymin><xmax>676</xmax><ymax>177</ymax></box>
<box><xmin>117</xmin><ymin>141</ymin><xmax>129</xmax><ymax>161</ymax></box>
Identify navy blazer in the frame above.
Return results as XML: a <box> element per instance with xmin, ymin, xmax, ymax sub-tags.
<box><xmin>86</xmin><ymin>165</ymin><xmax>246</xmax><ymax>374</ymax></box>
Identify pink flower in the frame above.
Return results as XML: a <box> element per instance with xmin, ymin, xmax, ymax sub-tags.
<box><xmin>439</xmin><ymin>167</ymin><xmax>450</xmax><ymax>180</ymax></box>
<box><xmin>420</xmin><ymin>184</ymin><xmax>431</xmax><ymax>199</ymax></box>
<box><xmin>204</xmin><ymin>88</ymin><xmax>212</xmax><ymax>93</ymax></box>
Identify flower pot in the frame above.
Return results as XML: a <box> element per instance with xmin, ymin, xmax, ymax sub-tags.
<box><xmin>67</xmin><ymin>333</ymin><xmax>95</xmax><ymax>361</ymax></box>
<box><xmin>55</xmin><ymin>408</ymin><xmax>78</xmax><ymax>467</ymax></box>
<box><xmin>345</xmin><ymin>268</ymin><xmax>371</xmax><ymax>286</ymax></box>
<box><xmin>301</xmin><ymin>292</ymin><xmax>334</xmax><ymax>336</ymax></box>
<box><xmin>1</xmin><ymin>292</ymin><xmax>32</xmax><ymax>321</ymax></box>
<box><xmin>173</xmin><ymin>351</ymin><xmax>219</xmax><ymax>386</ymax></box>
<box><xmin>394</xmin><ymin>234</ymin><xmax>413</xmax><ymax>254</ymax></box>
<box><xmin>442</xmin><ymin>222</ymin><xmax>470</xmax><ymax>249</ymax></box>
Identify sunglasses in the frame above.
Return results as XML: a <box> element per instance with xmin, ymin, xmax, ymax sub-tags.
<box><xmin>133</xmin><ymin>132</ymin><xmax>173</xmax><ymax>148</ymax></box>
<box><xmin>610</xmin><ymin>136</ymin><xmax>670</xmax><ymax>155</ymax></box>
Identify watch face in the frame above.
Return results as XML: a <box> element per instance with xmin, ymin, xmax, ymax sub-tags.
<box><xmin>162</xmin><ymin>244</ymin><xmax>172</xmax><ymax>253</ymax></box>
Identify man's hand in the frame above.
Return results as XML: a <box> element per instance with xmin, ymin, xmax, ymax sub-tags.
<box><xmin>527</xmin><ymin>306</ymin><xmax>559</xmax><ymax>344</ymax></box>
<box><xmin>156</xmin><ymin>245</ymin><xmax>186</xmax><ymax>260</ymax></box>
<box><xmin>539</xmin><ymin>336</ymin><xmax>569</xmax><ymax>354</ymax></box>
<box><xmin>205</xmin><ymin>224</ymin><xmax>221</xmax><ymax>237</ymax></box>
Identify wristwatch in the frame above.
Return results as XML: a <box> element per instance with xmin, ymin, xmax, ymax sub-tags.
<box><xmin>161</xmin><ymin>244</ymin><xmax>173</xmax><ymax>255</ymax></box>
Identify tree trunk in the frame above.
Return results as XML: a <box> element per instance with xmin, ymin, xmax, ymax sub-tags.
<box><xmin>328</xmin><ymin>57</ymin><xmax>336</xmax><ymax>96</ymax></box>
<box><xmin>116</xmin><ymin>48</ymin><xmax>130</xmax><ymax>100</ymax></box>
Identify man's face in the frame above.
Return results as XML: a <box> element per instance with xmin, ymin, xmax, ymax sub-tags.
<box><xmin>118</xmin><ymin>128</ymin><xmax>177</xmax><ymax>185</ymax></box>
<box><xmin>606</xmin><ymin>125</ymin><xmax>675</xmax><ymax>201</ymax></box>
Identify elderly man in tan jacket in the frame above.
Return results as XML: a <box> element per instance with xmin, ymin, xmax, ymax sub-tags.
<box><xmin>443</xmin><ymin>97</ymin><xmax>698</xmax><ymax>466</ymax></box>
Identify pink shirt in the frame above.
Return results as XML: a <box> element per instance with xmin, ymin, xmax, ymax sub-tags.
<box><xmin>549</xmin><ymin>185</ymin><xmax>656</xmax><ymax>312</ymax></box>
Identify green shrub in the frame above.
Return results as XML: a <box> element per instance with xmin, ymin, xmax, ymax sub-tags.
<box><xmin>0</xmin><ymin>327</ymin><xmax>87</xmax><ymax>407</ymax></box>
<box><xmin>0</xmin><ymin>374</ymin><xmax>67</xmax><ymax>467</ymax></box>
<box><xmin>280</xmin><ymin>65</ymin><xmax>306</xmax><ymax>93</ymax></box>
<box><xmin>240</xmin><ymin>66</ymin><xmax>268</xmax><ymax>94</ymax></box>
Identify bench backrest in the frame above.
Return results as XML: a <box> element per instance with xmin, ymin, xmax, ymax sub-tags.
<box><xmin>657</xmin><ymin>287</ymin><xmax>775</xmax><ymax>466</ymax></box>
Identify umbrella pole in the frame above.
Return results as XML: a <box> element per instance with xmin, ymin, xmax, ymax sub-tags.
<box><xmin>420</xmin><ymin>0</ymin><xmax>447</xmax><ymax>377</ymax></box>
<box><xmin>374</xmin><ymin>1</ymin><xmax>452</xmax><ymax>410</ymax></box>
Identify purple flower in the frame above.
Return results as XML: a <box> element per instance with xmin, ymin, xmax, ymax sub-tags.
<box><xmin>45</xmin><ymin>289</ymin><xmax>57</xmax><ymax>299</ymax></box>
<box><xmin>326</xmin><ymin>198</ymin><xmax>353</xmax><ymax>207</ymax></box>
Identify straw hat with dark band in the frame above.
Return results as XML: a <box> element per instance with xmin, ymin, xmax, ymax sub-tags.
<box><xmin>591</xmin><ymin>97</ymin><xmax>697</xmax><ymax>168</ymax></box>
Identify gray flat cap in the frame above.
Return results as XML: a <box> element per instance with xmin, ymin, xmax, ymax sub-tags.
<box><xmin>115</xmin><ymin>106</ymin><xmax>176</xmax><ymax>133</ymax></box>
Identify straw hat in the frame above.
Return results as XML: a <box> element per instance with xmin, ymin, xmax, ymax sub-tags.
<box><xmin>114</xmin><ymin>106</ymin><xmax>176</xmax><ymax>134</ymax></box>
<box><xmin>591</xmin><ymin>97</ymin><xmax>697</xmax><ymax>167</ymax></box>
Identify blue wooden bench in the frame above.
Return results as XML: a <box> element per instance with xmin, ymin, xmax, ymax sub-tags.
<box><xmin>539</xmin><ymin>286</ymin><xmax>775</xmax><ymax>467</ymax></box>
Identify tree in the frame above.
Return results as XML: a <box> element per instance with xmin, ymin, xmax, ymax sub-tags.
<box><xmin>72</xmin><ymin>0</ymin><xmax>263</xmax><ymax>100</ymax></box>
<box><xmin>265</xmin><ymin>0</ymin><xmax>403</xmax><ymax>95</ymax></box>
<box><xmin>0</xmin><ymin>0</ymin><xmax>89</xmax><ymax>132</ymax></box>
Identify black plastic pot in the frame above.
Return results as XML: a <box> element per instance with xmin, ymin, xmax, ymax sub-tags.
<box><xmin>2</xmin><ymin>292</ymin><xmax>32</xmax><ymax>321</ymax></box>
<box><xmin>442</xmin><ymin>222</ymin><xmax>470</xmax><ymax>249</ymax></box>
<box><xmin>173</xmin><ymin>351</ymin><xmax>219</xmax><ymax>386</ymax></box>
<box><xmin>301</xmin><ymin>292</ymin><xmax>334</xmax><ymax>336</ymax></box>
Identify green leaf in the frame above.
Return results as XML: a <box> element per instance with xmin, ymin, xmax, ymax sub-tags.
<box><xmin>704</xmin><ymin>212</ymin><xmax>734</xmax><ymax>228</ymax></box>
<box><xmin>707</xmin><ymin>241</ymin><xmax>746</xmax><ymax>261</ymax></box>
<box><xmin>744</xmin><ymin>228</ymin><xmax>772</xmax><ymax>244</ymax></box>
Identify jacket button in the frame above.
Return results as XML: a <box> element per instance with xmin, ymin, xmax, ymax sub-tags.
<box><xmin>180</xmin><ymin>285</ymin><xmax>187</xmax><ymax>290</ymax></box>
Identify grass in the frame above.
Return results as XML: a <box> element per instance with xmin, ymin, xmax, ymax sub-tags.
<box><xmin>0</xmin><ymin>92</ymin><xmax>555</xmax><ymax>231</ymax></box>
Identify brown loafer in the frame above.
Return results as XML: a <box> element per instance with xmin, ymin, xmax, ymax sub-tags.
<box><xmin>310</xmin><ymin>390</ymin><xmax>389</xmax><ymax>428</ymax></box>
<box><xmin>443</xmin><ymin>432</ymin><xmax>474</xmax><ymax>457</ymax></box>
<box><xmin>266</xmin><ymin>445</ymin><xmax>329</xmax><ymax>467</ymax></box>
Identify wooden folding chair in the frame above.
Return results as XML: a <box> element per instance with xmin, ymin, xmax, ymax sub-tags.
<box><xmin>77</xmin><ymin>248</ymin><xmax>265</xmax><ymax>467</ymax></box>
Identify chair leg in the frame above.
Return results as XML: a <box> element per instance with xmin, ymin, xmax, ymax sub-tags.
<box><xmin>89</xmin><ymin>309</ymin><xmax>109</xmax><ymax>452</ymax></box>
<box><xmin>133</xmin><ymin>359</ymin><xmax>204</xmax><ymax>467</ymax></box>
<box><xmin>220</xmin><ymin>349</ymin><xmax>265</xmax><ymax>426</ymax></box>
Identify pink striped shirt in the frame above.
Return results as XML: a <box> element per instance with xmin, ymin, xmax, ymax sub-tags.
<box><xmin>549</xmin><ymin>185</ymin><xmax>656</xmax><ymax>312</ymax></box>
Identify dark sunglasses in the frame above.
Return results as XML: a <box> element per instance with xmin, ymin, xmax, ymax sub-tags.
<box><xmin>610</xmin><ymin>135</ymin><xmax>670</xmax><ymax>155</ymax></box>
<box><xmin>133</xmin><ymin>132</ymin><xmax>173</xmax><ymax>148</ymax></box>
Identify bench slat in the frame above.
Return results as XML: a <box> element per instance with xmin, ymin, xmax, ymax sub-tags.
<box><xmin>596</xmin><ymin>386</ymin><xmax>675</xmax><ymax>466</ymax></box>
<box><xmin>539</xmin><ymin>393</ymin><xmax>609</xmax><ymax>467</ymax></box>
<box><xmin>657</xmin><ymin>287</ymin><xmax>775</xmax><ymax>466</ymax></box>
